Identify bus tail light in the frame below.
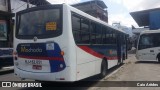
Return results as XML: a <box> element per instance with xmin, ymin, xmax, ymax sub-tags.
<box><xmin>60</xmin><ymin>51</ymin><xmax>64</xmax><ymax>56</ymax></box>
<box><xmin>13</xmin><ymin>51</ymin><xmax>17</xmax><ymax>56</ymax></box>
<box><xmin>13</xmin><ymin>51</ymin><xmax>18</xmax><ymax>60</ymax></box>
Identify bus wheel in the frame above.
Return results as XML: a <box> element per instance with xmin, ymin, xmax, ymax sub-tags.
<box><xmin>99</xmin><ymin>60</ymin><xmax>108</xmax><ymax>78</ymax></box>
<box><xmin>157</xmin><ymin>55</ymin><xmax>160</xmax><ymax>63</ymax></box>
<box><xmin>117</xmin><ymin>58</ymin><xmax>121</xmax><ymax>65</ymax></box>
<box><xmin>121</xmin><ymin>54</ymin><xmax>125</xmax><ymax>64</ymax></box>
<box><xmin>121</xmin><ymin>59</ymin><xmax>123</xmax><ymax>64</ymax></box>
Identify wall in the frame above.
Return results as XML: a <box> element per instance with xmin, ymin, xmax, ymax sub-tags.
<box><xmin>11</xmin><ymin>0</ymin><xmax>35</xmax><ymax>13</ymax></box>
<box><xmin>0</xmin><ymin>0</ymin><xmax>8</xmax><ymax>11</ymax></box>
<box><xmin>150</xmin><ymin>10</ymin><xmax>160</xmax><ymax>30</ymax></box>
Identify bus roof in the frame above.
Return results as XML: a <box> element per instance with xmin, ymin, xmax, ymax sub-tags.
<box><xmin>140</xmin><ymin>30</ymin><xmax>160</xmax><ymax>35</ymax></box>
<box><xmin>66</xmin><ymin>4</ymin><xmax>126</xmax><ymax>34</ymax></box>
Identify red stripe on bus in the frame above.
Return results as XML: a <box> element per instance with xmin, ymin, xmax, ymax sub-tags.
<box><xmin>78</xmin><ymin>46</ymin><xmax>118</xmax><ymax>60</ymax></box>
<box><xmin>18</xmin><ymin>55</ymin><xmax>64</xmax><ymax>61</ymax></box>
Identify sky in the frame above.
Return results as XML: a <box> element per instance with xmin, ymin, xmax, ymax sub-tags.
<box><xmin>47</xmin><ymin>0</ymin><xmax>160</xmax><ymax>28</ymax></box>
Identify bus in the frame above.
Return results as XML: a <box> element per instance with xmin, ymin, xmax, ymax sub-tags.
<box><xmin>0</xmin><ymin>18</ymin><xmax>13</xmax><ymax>69</ymax></box>
<box><xmin>14</xmin><ymin>4</ymin><xmax>128</xmax><ymax>82</ymax></box>
<box><xmin>136</xmin><ymin>30</ymin><xmax>160</xmax><ymax>62</ymax></box>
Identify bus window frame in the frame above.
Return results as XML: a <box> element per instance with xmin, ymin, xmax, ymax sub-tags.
<box><xmin>15</xmin><ymin>5</ymin><xmax>63</xmax><ymax>39</ymax></box>
<box><xmin>71</xmin><ymin>12</ymin><xmax>127</xmax><ymax>46</ymax></box>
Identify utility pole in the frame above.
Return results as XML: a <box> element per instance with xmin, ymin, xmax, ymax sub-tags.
<box><xmin>7</xmin><ymin>0</ymin><xmax>11</xmax><ymax>12</ymax></box>
<box><xmin>27</xmin><ymin>0</ymin><xmax>30</xmax><ymax>9</ymax></box>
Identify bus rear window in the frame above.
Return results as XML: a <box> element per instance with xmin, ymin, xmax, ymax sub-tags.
<box><xmin>16</xmin><ymin>8</ymin><xmax>62</xmax><ymax>39</ymax></box>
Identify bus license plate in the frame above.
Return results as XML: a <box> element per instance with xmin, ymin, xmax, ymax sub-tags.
<box><xmin>25</xmin><ymin>60</ymin><xmax>42</xmax><ymax>65</ymax></box>
<box><xmin>32</xmin><ymin>65</ymin><xmax>42</xmax><ymax>70</ymax></box>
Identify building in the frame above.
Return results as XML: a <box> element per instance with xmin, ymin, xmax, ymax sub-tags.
<box><xmin>0</xmin><ymin>0</ymin><xmax>13</xmax><ymax>47</ymax></box>
<box><xmin>0</xmin><ymin>0</ymin><xmax>14</xmax><ymax>68</ymax></box>
<box><xmin>11</xmin><ymin>0</ymin><xmax>50</xmax><ymax>13</ymax></box>
<box><xmin>130</xmin><ymin>8</ymin><xmax>160</xmax><ymax>47</ymax></box>
<box><xmin>72</xmin><ymin>0</ymin><xmax>108</xmax><ymax>23</ymax></box>
<box><xmin>0</xmin><ymin>0</ymin><xmax>50</xmax><ymax>68</ymax></box>
<box><xmin>130</xmin><ymin>8</ymin><xmax>160</xmax><ymax>30</ymax></box>
<box><xmin>0</xmin><ymin>0</ymin><xmax>50</xmax><ymax>47</ymax></box>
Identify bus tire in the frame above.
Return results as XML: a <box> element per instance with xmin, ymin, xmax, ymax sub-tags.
<box><xmin>157</xmin><ymin>54</ymin><xmax>160</xmax><ymax>63</ymax></box>
<box><xmin>121</xmin><ymin>54</ymin><xmax>125</xmax><ymax>64</ymax></box>
<box><xmin>117</xmin><ymin>57</ymin><xmax>122</xmax><ymax>65</ymax></box>
<box><xmin>99</xmin><ymin>60</ymin><xmax>108</xmax><ymax>78</ymax></box>
<box><xmin>121</xmin><ymin>59</ymin><xmax>123</xmax><ymax>64</ymax></box>
<box><xmin>123</xmin><ymin>54</ymin><xmax>125</xmax><ymax>60</ymax></box>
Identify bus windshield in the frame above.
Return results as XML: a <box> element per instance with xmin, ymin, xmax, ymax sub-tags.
<box><xmin>138</xmin><ymin>33</ymin><xmax>160</xmax><ymax>50</ymax></box>
<box><xmin>16</xmin><ymin>8</ymin><xmax>62</xmax><ymax>39</ymax></box>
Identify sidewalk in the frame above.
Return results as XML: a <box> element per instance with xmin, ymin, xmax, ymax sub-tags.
<box><xmin>128</xmin><ymin>47</ymin><xmax>136</xmax><ymax>54</ymax></box>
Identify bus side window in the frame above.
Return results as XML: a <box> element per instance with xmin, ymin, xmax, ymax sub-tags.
<box><xmin>102</xmin><ymin>26</ymin><xmax>107</xmax><ymax>44</ymax></box>
<box><xmin>72</xmin><ymin>15</ymin><xmax>80</xmax><ymax>31</ymax></box>
<box><xmin>72</xmin><ymin>14</ymin><xmax>90</xmax><ymax>44</ymax></box>
<box><xmin>154</xmin><ymin>34</ymin><xmax>160</xmax><ymax>47</ymax></box>
<box><xmin>112</xmin><ymin>30</ymin><xmax>117</xmax><ymax>44</ymax></box>
<box><xmin>81</xmin><ymin>18</ymin><xmax>90</xmax><ymax>44</ymax></box>
<box><xmin>90</xmin><ymin>22</ymin><xmax>102</xmax><ymax>44</ymax></box>
<box><xmin>72</xmin><ymin>14</ymin><xmax>81</xmax><ymax>44</ymax></box>
<box><xmin>95</xmin><ymin>24</ymin><xmax>102</xmax><ymax>44</ymax></box>
<box><xmin>106</xmin><ymin>28</ymin><xmax>112</xmax><ymax>44</ymax></box>
<box><xmin>90</xmin><ymin>22</ymin><xmax>96</xmax><ymax>44</ymax></box>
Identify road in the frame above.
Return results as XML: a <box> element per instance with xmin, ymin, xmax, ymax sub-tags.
<box><xmin>93</xmin><ymin>54</ymin><xmax>160</xmax><ymax>90</ymax></box>
<box><xmin>0</xmin><ymin>54</ymin><xmax>160</xmax><ymax>90</ymax></box>
<box><xmin>105</xmin><ymin>54</ymin><xmax>160</xmax><ymax>81</ymax></box>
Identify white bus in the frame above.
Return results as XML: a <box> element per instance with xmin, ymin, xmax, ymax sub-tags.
<box><xmin>14</xmin><ymin>4</ymin><xmax>128</xmax><ymax>82</ymax></box>
<box><xmin>136</xmin><ymin>30</ymin><xmax>160</xmax><ymax>62</ymax></box>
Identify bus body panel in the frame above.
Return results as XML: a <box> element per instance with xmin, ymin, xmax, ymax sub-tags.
<box><xmin>15</xmin><ymin>66</ymin><xmax>75</xmax><ymax>81</ymax></box>
<box><xmin>76</xmin><ymin>46</ymin><xmax>100</xmax><ymax>80</ymax></box>
<box><xmin>14</xmin><ymin>5</ymin><xmax>77</xmax><ymax>81</ymax></box>
<box><xmin>136</xmin><ymin>30</ymin><xmax>160</xmax><ymax>61</ymax></box>
<box><xmin>69</xmin><ymin>6</ymin><xmax>124</xmax><ymax>80</ymax></box>
<box><xmin>136</xmin><ymin>47</ymin><xmax>159</xmax><ymax>61</ymax></box>
<box><xmin>14</xmin><ymin>4</ymin><xmax>127</xmax><ymax>82</ymax></box>
<box><xmin>14</xmin><ymin>38</ymin><xmax>77</xmax><ymax>81</ymax></box>
<box><xmin>62</xmin><ymin>5</ymin><xmax>77</xmax><ymax>81</ymax></box>
<box><xmin>76</xmin><ymin>45</ymin><xmax>119</xmax><ymax>80</ymax></box>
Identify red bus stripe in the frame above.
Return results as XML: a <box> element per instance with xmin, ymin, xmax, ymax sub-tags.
<box><xmin>79</xmin><ymin>46</ymin><xmax>104</xmax><ymax>58</ymax></box>
<box><xmin>78</xmin><ymin>46</ymin><xmax>118</xmax><ymax>60</ymax></box>
<box><xmin>18</xmin><ymin>55</ymin><xmax>64</xmax><ymax>61</ymax></box>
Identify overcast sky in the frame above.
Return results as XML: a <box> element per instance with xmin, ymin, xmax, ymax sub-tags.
<box><xmin>47</xmin><ymin>0</ymin><xmax>160</xmax><ymax>28</ymax></box>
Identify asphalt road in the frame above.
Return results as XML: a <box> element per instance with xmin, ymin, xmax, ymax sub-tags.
<box><xmin>93</xmin><ymin>54</ymin><xmax>160</xmax><ymax>90</ymax></box>
<box><xmin>1</xmin><ymin>54</ymin><xmax>160</xmax><ymax>90</ymax></box>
